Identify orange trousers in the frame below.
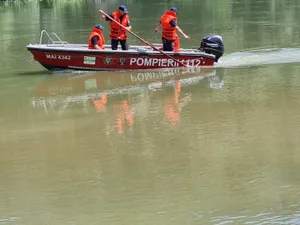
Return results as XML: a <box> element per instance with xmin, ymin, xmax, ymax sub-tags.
<box><xmin>174</xmin><ymin>34</ymin><xmax>180</xmax><ymax>52</ymax></box>
<box><xmin>158</xmin><ymin>34</ymin><xmax>180</xmax><ymax>52</ymax></box>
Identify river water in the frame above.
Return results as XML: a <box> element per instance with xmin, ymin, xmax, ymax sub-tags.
<box><xmin>1</xmin><ymin>0</ymin><xmax>300</xmax><ymax>224</ymax></box>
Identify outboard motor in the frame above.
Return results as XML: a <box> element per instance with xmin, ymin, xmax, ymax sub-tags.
<box><xmin>199</xmin><ymin>35</ymin><xmax>224</xmax><ymax>62</ymax></box>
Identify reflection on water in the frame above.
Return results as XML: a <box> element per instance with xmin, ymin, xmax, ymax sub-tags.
<box><xmin>2</xmin><ymin>62</ymin><xmax>300</xmax><ymax>225</ymax></box>
<box><xmin>5</xmin><ymin>64</ymin><xmax>298</xmax><ymax>225</ymax></box>
<box><xmin>31</xmin><ymin>68</ymin><xmax>222</xmax><ymax>133</ymax></box>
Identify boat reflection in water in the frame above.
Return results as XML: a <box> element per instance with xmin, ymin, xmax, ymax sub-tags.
<box><xmin>32</xmin><ymin>67</ymin><xmax>224</xmax><ymax>133</ymax></box>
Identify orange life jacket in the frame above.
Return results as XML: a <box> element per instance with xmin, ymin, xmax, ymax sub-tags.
<box><xmin>88</xmin><ymin>28</ymin><xmax>105</xmax><ymax>49</ymax></box>
<box><xmin>110</xmin><ymin>10</ymin><xmax>130</xmax><ymax>40</ymax></box>
<box><xmin>160</xmin><ymin>10</ymin><xmax>177</xmax><ymax>41</ymax></box>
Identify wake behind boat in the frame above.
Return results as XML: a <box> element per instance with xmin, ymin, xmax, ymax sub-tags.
<box><xmin>26</xmin><ymin>30</ymin><xmax>225</xmax><ymax>72</ymax></box>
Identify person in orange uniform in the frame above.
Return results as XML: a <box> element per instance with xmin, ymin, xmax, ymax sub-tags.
<box><xmin>154</xmin><ymin>7</ymin><xmax>189</xmax><ymax>52</ymax></box>
<box><xmin>101</xmin><ymin>5</ymin><xmax>132</xmax><ymax>50</ymax></box>
<box><xmin>88</xmin><ymin>24</ymin><xmax>105</xmax><ymax>50</ymax></box>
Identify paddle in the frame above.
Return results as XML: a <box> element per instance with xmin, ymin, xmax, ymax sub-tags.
<box><xmin>99</xmin><ymin>10</ymin><xmax>188</xmax><ymax>68</ymax></box>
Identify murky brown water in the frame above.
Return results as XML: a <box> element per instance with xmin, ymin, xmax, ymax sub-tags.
<box><xmin>1</xmin><ymin>0</ymin><xmax>300</xmax><ymax>224</ymax></box>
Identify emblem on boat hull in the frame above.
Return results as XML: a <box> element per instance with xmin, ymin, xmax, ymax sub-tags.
<box><xmin>119</xmin><ymin>57</ymin><xmax>126</xmax><ymax>65</ymax></box>
<box><xmin>104</xmin><ymin>57</ymin><xmax>112</xmax><ymax>64</ymax></box>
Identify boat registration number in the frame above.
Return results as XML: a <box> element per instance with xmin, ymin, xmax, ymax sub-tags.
<box><xmin>45</xmin><ymin>54</ymin><xmax>71</xmax><ymax>60</ymax></box>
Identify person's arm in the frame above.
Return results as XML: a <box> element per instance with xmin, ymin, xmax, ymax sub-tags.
<box><xmin>126</xmin><ymin>20</ymin><xmax>132</xmax><ymax>31</ymax></box>
<box><xmin>169</xmin><ymin>19</ymin><xmax>190</xmax><ymax>39</ymax></box>
<box><xmin>91</xmin><ymin>36</ymin><xmax>102</xmax><ymax>50</ymax></box>
<box><xmin>101</xmin><ymin>13</ymin><xmax>113</xmax><ymax>22</ymax></box>
<box><xmin>154</xmin><ymin>21</ymin><xmax>161</xmax><ymax>32</ymax></box>
<box><xmin>175</xmin><ymin>26</ymin><xmax>190</xmax><ymax>39</ymax></box>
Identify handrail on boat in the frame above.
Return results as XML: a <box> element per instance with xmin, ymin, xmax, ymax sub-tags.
<box><xmin>39</xmin><ymin>30</ymin><xmax>68</xmax><ymax>47</ymax></box>
<box><xmin>35</xmin><ymin>30</ymin><xmax>199</xmax><ymax>53</ymax></box>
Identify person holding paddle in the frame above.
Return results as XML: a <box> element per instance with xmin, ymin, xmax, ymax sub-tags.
<box><xmin>99</xmin><ymin>9</ymin><xmax>188</xmax><ymax>67</ymax></box>
<box><xmin>101</xmin><ymin>5</ymin><xmax>132</xmax><ymax>50</ymax></box>
<box><xmin>154</xmin><ymin>7</ymin><xmax>190</xmax><ymax>52</ymax></box>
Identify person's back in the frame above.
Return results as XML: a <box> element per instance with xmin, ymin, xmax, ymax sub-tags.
<box><xmin>154</xmin><ymin>7</ymin><xmax>189</xmax><ymax>52</ymax></box>
<box><xmin>88</xmin><ymin>24</ymin><xmax>105</xmax><ymax>50</ymax></box>
<box><xmin>160</xmin><ymin>10</ymin><xmax>177</xmax><ymax>42</ymax></box>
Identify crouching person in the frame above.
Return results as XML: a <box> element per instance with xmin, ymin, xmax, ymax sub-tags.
<box><xmin>88</xmin><ymin>24</ymin><xmax>105</xmax><ymax>50</ymax></box>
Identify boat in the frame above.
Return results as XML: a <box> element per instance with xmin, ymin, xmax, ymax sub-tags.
<box><xmin>26</xmin><ymin>30</ymin><xmax>225</xmax><ymax>72</ymax></box>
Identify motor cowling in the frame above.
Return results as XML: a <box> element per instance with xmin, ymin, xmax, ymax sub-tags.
<box><xmin>199</xmin><ymin>35</ymin><xmax>224</xmax><ymax>62</ymax></box>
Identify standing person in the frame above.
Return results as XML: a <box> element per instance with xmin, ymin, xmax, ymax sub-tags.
<box><xmin>101</xmin><ymin>5</ymin><xmax>132</xmax><ymax>50</ymax></box>
<box><xmin>88</xmin><ymin>24</ymin><xmax>105</xmax><ymax>50</ymax></box>
<box><xmin>154</xmin><ymin>7</ymin><xmax>190</xmax><ymax>52</ymax></box>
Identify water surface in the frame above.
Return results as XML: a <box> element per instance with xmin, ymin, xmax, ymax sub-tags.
<box><xmin>1</xmin><ymin>0</ymin><xmax>300</xmax><ymax>224</ymax></box>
